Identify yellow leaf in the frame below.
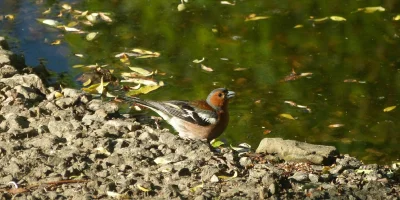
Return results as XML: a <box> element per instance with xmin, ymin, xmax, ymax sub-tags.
<box><xmin>51</xmin><ymin>40</ymin><xmax>61</xmax><ymax>45</ymax></box>
<box><xmin>129</xmin><ymin>67</ymin><xmax>153</xmax><ymax>76</ymax></box>
<box><xmin>5</xmin><ymin>15</ymin><xmax>14</xmax><ymax>20</ymax></box>
<box><xmin>245</xmin><ymin>15</ymin><xmax>269</xmax><ymax>22</ymax></box>
<box><xmin>54</xmin><ymin>91</ymin><xmax>63</xmax><ymax>98</ymax></box>
<box><xmin>383</xmin><ymin>105</ymin><xmax>396</xmax><ymax>112</ymax></box>
<box><xmin>82</xmin><ymin>79</ymin><xmax>91</xmax><ymax>86</ymax></box>
<box><xmin>126</xmin><ymin>83</ymin><xmax>163</xmax><ymax>96</ymax></box>
<box><xmin>42</xmin><ymin>8</ymin><xmax>51</xmax><ymax>15</ymax></box>
<box><xmin>356</xmin><ymin>6</ymin><xmax>385</xmax><ymax>13</ymax></box>
<box><xmin>86</xmin><ymin>32</ymin><xmax>98</xmax><ymax>41</ymax></box>
<box><xmin>330</xmin><ymin>16</ymin><xmax>346</xmax><ymax>21</ymax></box>
<box><xmin>279</xmin><ymin>113</ymin><xmax>295</xmax><ymax>120</ymax></box>
<box><xmin>312</xmin><ymin>17</ymin><xmax>329</xmax><ymax>22</ymax></box>
<box><xmin>328</xmin><ymin>124</ymin><xmax>345</xmax><ymax>128</ymax></box>
<box><xmin>177</xmin><ymin>3</ymin><xmax>186</xmax><ymax>12</ymax></box>
<box><xmin>136</xmin><ymin>184</ymin><xmax>151</xmax><ymax>192</ymax></box>
<box><xmin>201</xmin><ymin>64</ymin><xmax>213</xmax><ymax>72</ymax></box>
<box><xmin>294</xmin><ymin>24</ymin><xmax>303</xmax><ymax>28</ymax></box>
<box><xmin>394</xmin><ymin>15</ymin><xmax>400</xmax><ymax>21</ymax></box>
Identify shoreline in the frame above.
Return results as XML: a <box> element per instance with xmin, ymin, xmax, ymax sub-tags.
<box><xmin>0</xmin><ymin>36</ymin><xmax>399</xmax><ymax>199</ymax></box>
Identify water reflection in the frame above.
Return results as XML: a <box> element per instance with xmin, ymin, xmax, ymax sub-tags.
<box><xmin>1</xmin><ymin>0</ymin><xmax>399</xmax><ymax>163</ymax></box>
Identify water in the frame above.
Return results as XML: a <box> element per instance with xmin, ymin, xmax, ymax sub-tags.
<box><xmin>1</xmin><ymin>0</ymin><xmax>399</xmax><ymax>163</ymax></box>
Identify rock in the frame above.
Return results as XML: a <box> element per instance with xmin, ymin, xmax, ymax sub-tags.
<box><xmin>256</xmin><ymin>138</ymin><xmax>338</xmax><ymax>165</ymax></box>
<box><xmin>0</xmin><ymin>74</ymin><xmax>47</xmax><ymax>94</ymax></box>
<box><xmin>239</xmin><ymin>157</ymin><xmax>252</xmax><ymax>167</ymax></box>
<box><xmin>308</xmin><ymin>173</ymin><xmax>319</xmax><ymax>183</ymax></box>
<box><xmin>210</xmin><ymin>175</ymin><xmax>219</xmax><ymax>183</ymax></box>
<box><xmin>289</xmin><ymin>172</ymin><xmax>309</xmax><ymax>182</ymax></box>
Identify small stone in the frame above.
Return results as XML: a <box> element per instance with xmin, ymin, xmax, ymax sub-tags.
<box><xmin>309</xmin><ymin>173</ymin><xmax>319</xmax><ymax>183</ymax></box>
<box><xmin>289</xmin><ymin>172</ymin><xmax>308</xmax><ymax>182</ymax></box>
<box><xmin>210</xmin><ymin>175</ymin><xmax>219</xmax><ymax>183</ymax></box>
<box><xmin>239</xmin><ymin>157</ymin><xmax>252</xmax><ymax>167</ymax></box>
<box><xmin>268</xmin><ymin>183</ymin><xmax>276</xmax><ymax>195</ymax></box>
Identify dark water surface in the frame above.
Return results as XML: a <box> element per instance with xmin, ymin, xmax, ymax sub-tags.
<box><xmin>1</xmin><ymin>0</ymin><xmax>399</xmax><ymax>163</ymax></box>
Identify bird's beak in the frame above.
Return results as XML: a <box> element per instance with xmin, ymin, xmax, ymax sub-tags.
<box><xmin>227</xmin><ymin>90</ymin><xmax>235</xmax><ymax>99</ymax></box>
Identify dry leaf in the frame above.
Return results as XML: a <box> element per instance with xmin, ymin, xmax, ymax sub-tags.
<box><xmin>86</xmin><ymin>32</ymin><xmax>98</xmax><ymax>41</ymax></box>
<box><xmin>193</xmin><ymin>57</ymin><xmax>205</xmax><ymax>63</ymax></box>
<box><xmin>328</xmin><ymin>124</ymin><xmax>345</xmax><ymax>128</ymax></box>
<box><xmin>294</xmin><ymin>24</ymin><xmax>304</xmax><ymax>28</ymax></box>
<box><xmin>279</xmin><ymin>113</ymin><xmax>295</xmax><ymax>120</ymax></box>
<box><xmin>245</xmin><ymin>14</ymin><xmax>269</xmax><ymax>21</ymax></box>
<box><xmin>51</xmin><ymin>40</ymin><xmax>61</xmax><ymax>45</ymax></box>
<box><xmin>330</xmin><ymin>16</ymin><xmax>346</xmax><ymax>21</ymax></box>
<box><xmin>201</xmin><ymin>64</ymin><xmax>213</xmax><ymax>72</ymax></box>
<box><xmin>383</xmin><ymin>106</ymin><xmax>396</xmax><ymax>112</ymax></box>
<box><xmin>393</xmin><ymin>15</ymin><xmax>400</xmax><ymax>21</ymax></box>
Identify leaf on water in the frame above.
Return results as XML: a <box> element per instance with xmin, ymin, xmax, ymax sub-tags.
<box><xmin>95</xmin><ymin>77</ymin><xmax>105</xmax><ymax>94</ymax></box>
<box><xmin>106</xmin><ymin>92</ymin><xmax>116</xmax><ymax>97</ymax></box>
<box><xmin>311</xmin><ymin>17</ymin><xmax>329</xmax><ymax>22</ymax></box>
<box><xmin>263</xmin><ymin>130</ymin><xmax>272</xmax><ymax>135</ymax></box>
<box><xmin>294</xmin><ymin>24</ymin><xmax>304</xmax><ymax>28</ymax></box>
<box><xmin>245</xmin><ymin>14</ymin><xmax>269</xmax><ymax>21</ymax></box>
<box><xmin>284</xmin><ymin>101</ymin><xmax>297</xmax><ymax>106</ymax></box>
<box><xmin>82</xmin><ymin>79</ymin><xmax>91</xmax><ymax>86</ymax></box>
<box><xmin>131</xmin><ymin>48</ymin><xmax>160</xmax><ymax>58</ymax></box>
<box><xmin>328</xmin><ymin>124</ymin><xmax>345</xmax><ymax>128</ymax></box>
<box><xmin>37</xmin><ymin>18</ymin><xmax>61</xmax><ymax>27</ymax></box>
<box><xmin>279</xmin><ymin>113</ymin><xmax>295</xmax><ymax>120</ymax></box>
<box><xmin>193</xmin><ymin>57</ymin><xmax>205</xmax><ymax>63</ymax></box>
<box><xmin>221</xmin><ymin>1</ymin><xmax>235</xmax><ymax>5</ymax></box>
<box><xmin>67</xmin><ymin>21</ymin><xmax>79</xmax><ymax>27</ymax></box>
<box><xmin>383</xmin><ymin>105</ymin><xmax>396</xmax><ymax>112</ymax></box>
<box><xmin>86</xmin><ymin>32</ymin><xmax>98</xmax><ymax>41</ymax></box>
<box><xmin>86</xmin><ymin>13</ymin><xmax>98</xmax><ymax>22</ymax></box>
<box><xmin>355</xmin><ymin>6</ymin><xmax>385</xmax><ymax>13</ymax></box>
<box><xmin>299</xmin><ymin>72</ymin><xmax>313</xmax><ymax>77</ymax></box>
<box><xmin>177</xmin><ymin>3</ymin><xmax>186</xmax><ymax>12</ymax></box>
<box><xmin>75</xmin><ymin>54</ymin><xmax>84</xmax><ymax>57</ymax></box>
<box><xmin>154</xmin><ymin>157</ymin><xmax>172</xmax><ymax>165</ymax></box>
<box><xmin>121</xmin><ymin>78</ymin><xmax>158</xmax><ymax>86</ymax></box>
<box><xmin>230</xmin><ymin>143</ymin><xmax>251</xmax><ymax>152</ymax></box>
<box><xmin>63</xmin><ymin>26</ymin><xmax>81</xmax><ymax>32</ymax></box>
<box><xmin>72</xmin><ymin>65</ymin><xmax>85</xmax><ymax>68</ymax></box>
<box><xmin>42</xmin><ymin>8</ymin><xmax>51</xmax><ymax>15</ymax></box>
<box><xmin>51</xmin><ymin>40</ymin><xmax>61</xmax><ymax>45</ymax></box>
<box><xmin>233</xmin><ymin>68</ymin><xmax>247</xmax><ymax>71</ymax></box>
<box><xmin>62</xmin><ymin>4</ymin><xmax>72</xmax><ymax>10</ymax></box>
<box><xmin>210</xmin><ymin>139</ymin><xmax>224</xmax><ymax>148</ymax></box>
<box><xmin>126</xmin><ymin>82</ymin><xmax>163</xmax><ymax>96</ymax></box>
<box><xmin>129</xmin><ymin>67</ymin><xmax>153</xmax><ymax>76</ymax></box>
<box><xmin>393</xmin><ymin>15</ymin><xmax>400</xmax><ymax>21</ymax></box>
<box><xmin>201</xmin><ymin>64</ymin><xmax>213</xmax><ymax>72</ymax></box>
<box><xmin>330</xmin><ymin>16</ymin><xmax>346</xmax><ymax>21</ymax></box>
<box><xmin>99</xmin><ymin>12</ymin><xmax>112</xmax><ymax>22</ymax></box>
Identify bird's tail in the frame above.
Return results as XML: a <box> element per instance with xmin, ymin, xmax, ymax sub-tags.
<box><xmin>119</xmin><ymin>96</ymin><xmax>172</xmax><ymax>121</ymax></box>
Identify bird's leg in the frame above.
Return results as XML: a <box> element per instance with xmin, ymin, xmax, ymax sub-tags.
<box><xmin>151</xmin><ymin>116</ymin><xmax>163</xmax><ymax>129</ymax></box>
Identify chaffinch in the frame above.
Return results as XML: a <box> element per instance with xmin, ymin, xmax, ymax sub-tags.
<box><xmin>121</xmin><ymin>88</ymin><xmax>235</xmax><ymax>141</ymax></box>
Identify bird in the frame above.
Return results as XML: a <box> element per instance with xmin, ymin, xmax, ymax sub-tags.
<box><xmin>120</xmin><ymin>88</ymin><xmax>235</xmax><ymax>141</ymax></box>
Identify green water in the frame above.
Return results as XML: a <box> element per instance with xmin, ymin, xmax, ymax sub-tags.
<box><xmin>1</xmin><ymin>0</ymin><xmax>399</xmax><ymax>163</ymax></box>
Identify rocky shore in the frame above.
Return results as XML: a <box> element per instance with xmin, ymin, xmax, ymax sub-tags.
<box><xmin>0</xmin><ymin>36</ymin><xmax>399</xmax><ymax>199</ymax></box>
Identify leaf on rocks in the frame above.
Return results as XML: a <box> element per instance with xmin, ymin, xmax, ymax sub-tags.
<box><xmin>210</xmin><ymin>139</ymin><xmax>224</xmax><ymax>148</ymax></box>
<box><xmin>154</xmin><ymin>157</ymin><xmax>172</xmax><ymax>165</ymax></box>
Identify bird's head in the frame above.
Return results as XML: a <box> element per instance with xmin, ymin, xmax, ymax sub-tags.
<box><xmin>206</xmin><ymin>88</ymin><xmax>235</xmax><ymax>110</ymax></box>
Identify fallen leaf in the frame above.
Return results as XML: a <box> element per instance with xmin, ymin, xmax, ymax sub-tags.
<box><xmin>221</xmin><ymin>1</ymin><xmax>235</xmax><ymax>5</ymax></box>
<box><xmin>63</xmin><ymin>26</ymin><xmax>81</xmax><ymax>32</ymax></box>
<box><xmin>42</xmin><ymin>8</ymin><xmax>51</xmax><ymax>15</ymax></box>
<box><xmin>210</xmin><ymin>139</ymin><xmax>224</xmax><ymax>148</ymax></box>
<box><xmin>279</xmin><ymin>113</ymin><xmax>295</xmax><ymax>120</ymax></box>
<box><xmin>177</xmin><ymin>3</ymin><xmax>186</xmax><ymax>12</ymax></box>
<box><xmin>245</xmin><ymin>14</ymin><xmax>269</xmax><ymax>21</ymax></box>
<box><xmin>193</xmin><ymin>57</ymin><xmax>205</xmax><ymax>63</ymax></box>
<box><xmin>51</xmin><ymin>40</ymin><xmax>61</xmax><ymax>45</ymax></box>
<box><xmin>263</xmin><ymin>130</ymin><xmax>272</xmax><ymax>135</ymax></box>
<box><xmin>201</xmin><ymin>64</ymin><xmax>213</xmax><ymax>72</ymax></box>
<box><xmin>354</xmin><ymin>6</ymin><xmax>385</xmax><ymax>13</ymax></box>
<box><xmin>328</xmin><ymin>124</ymin><xmax>345</xmax><ymax>128</ymax></box>
<box><xmin>86</xmin><ymin>32</ymin><xmax>98</xmax><ymax>41</ymax></box>
<box><xmin>154</xmin><ymin>157</ymin><xmax>172</xmax><ymax>165</ymax></box>
<box><xmin>126</xmin><ymin>82</ymin><xmax>163</xmax><ymax>96</ymax></box>
<box><xmin>37</xmin><ymin>18</ymin><xmax>61</xmax><ymax>27</ymax></box>
<box><xmin>120</xmin><ymin>78</ymin><xmax>158</xmax><ymax>86</ymax></box>
<box><xmin>294</xmin><ymin>24</ymin><xmax>304</xmax><ymax>28</ymax></box>
<box><xmin>62</xmin><ymin>4</ymin><xmax>72</xmax><ymax>10</ymax></box>
<box><xmin>393</xmin><ymin>15</ymin><xmax>400</xmax><ymax>21</ymax></box>
<box><xmin>330</xmin><ymin>16</ymin><xmax>346</xmax><ymax>21</ymax></box>
<box><xmin>129</xmin><ymin>67</ymin><xmax>153</xmax><ymax>76</ymax></box>
<box><xmin>383</xmin><ymin>106</ymin><xmax>396</xmax><ymax>112</ymax></box>
<box><xmin>311</xmin><ymin>17</ymin><xmax>329</xmax><ymax>22</ymax></box>
<box><xmin>99</xmin><ymin>12</ymin><xmax>112</xmax><ymax>22</ymax></box>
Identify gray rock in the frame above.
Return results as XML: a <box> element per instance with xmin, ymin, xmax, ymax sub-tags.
<box><xmin>256</xmin><ymin>138</ymin><xmax>338</xmax><ymax>165</ymax></box>
<box><xmin>239</xmin><ymin>157</ymin><xmax>252</xmax><ymax>167</ymax></box>
<box><xmin>309</xmin><ymin>173</ymin><xmax>319</xmax><ymax>183</ymax></box>
<box><xmin>0</xmin><ymin>64</ymin><xmax>18</xmax><ymax>78</ymax></box>
<box><xmin>0</xmin><ymin>74</ymin><xmax>47</xmax><ymax>94</ymax></box>
<box><xmin>289</xmin><ymin>172</ymin><xmax>309</xmax><ymax>182</ymax></box>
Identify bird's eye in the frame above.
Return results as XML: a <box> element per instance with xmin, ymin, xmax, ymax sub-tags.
<box><xmin>218</xmin><ymin>93</ymin><xmax>223</xmax><ymax>98</ymax></box>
